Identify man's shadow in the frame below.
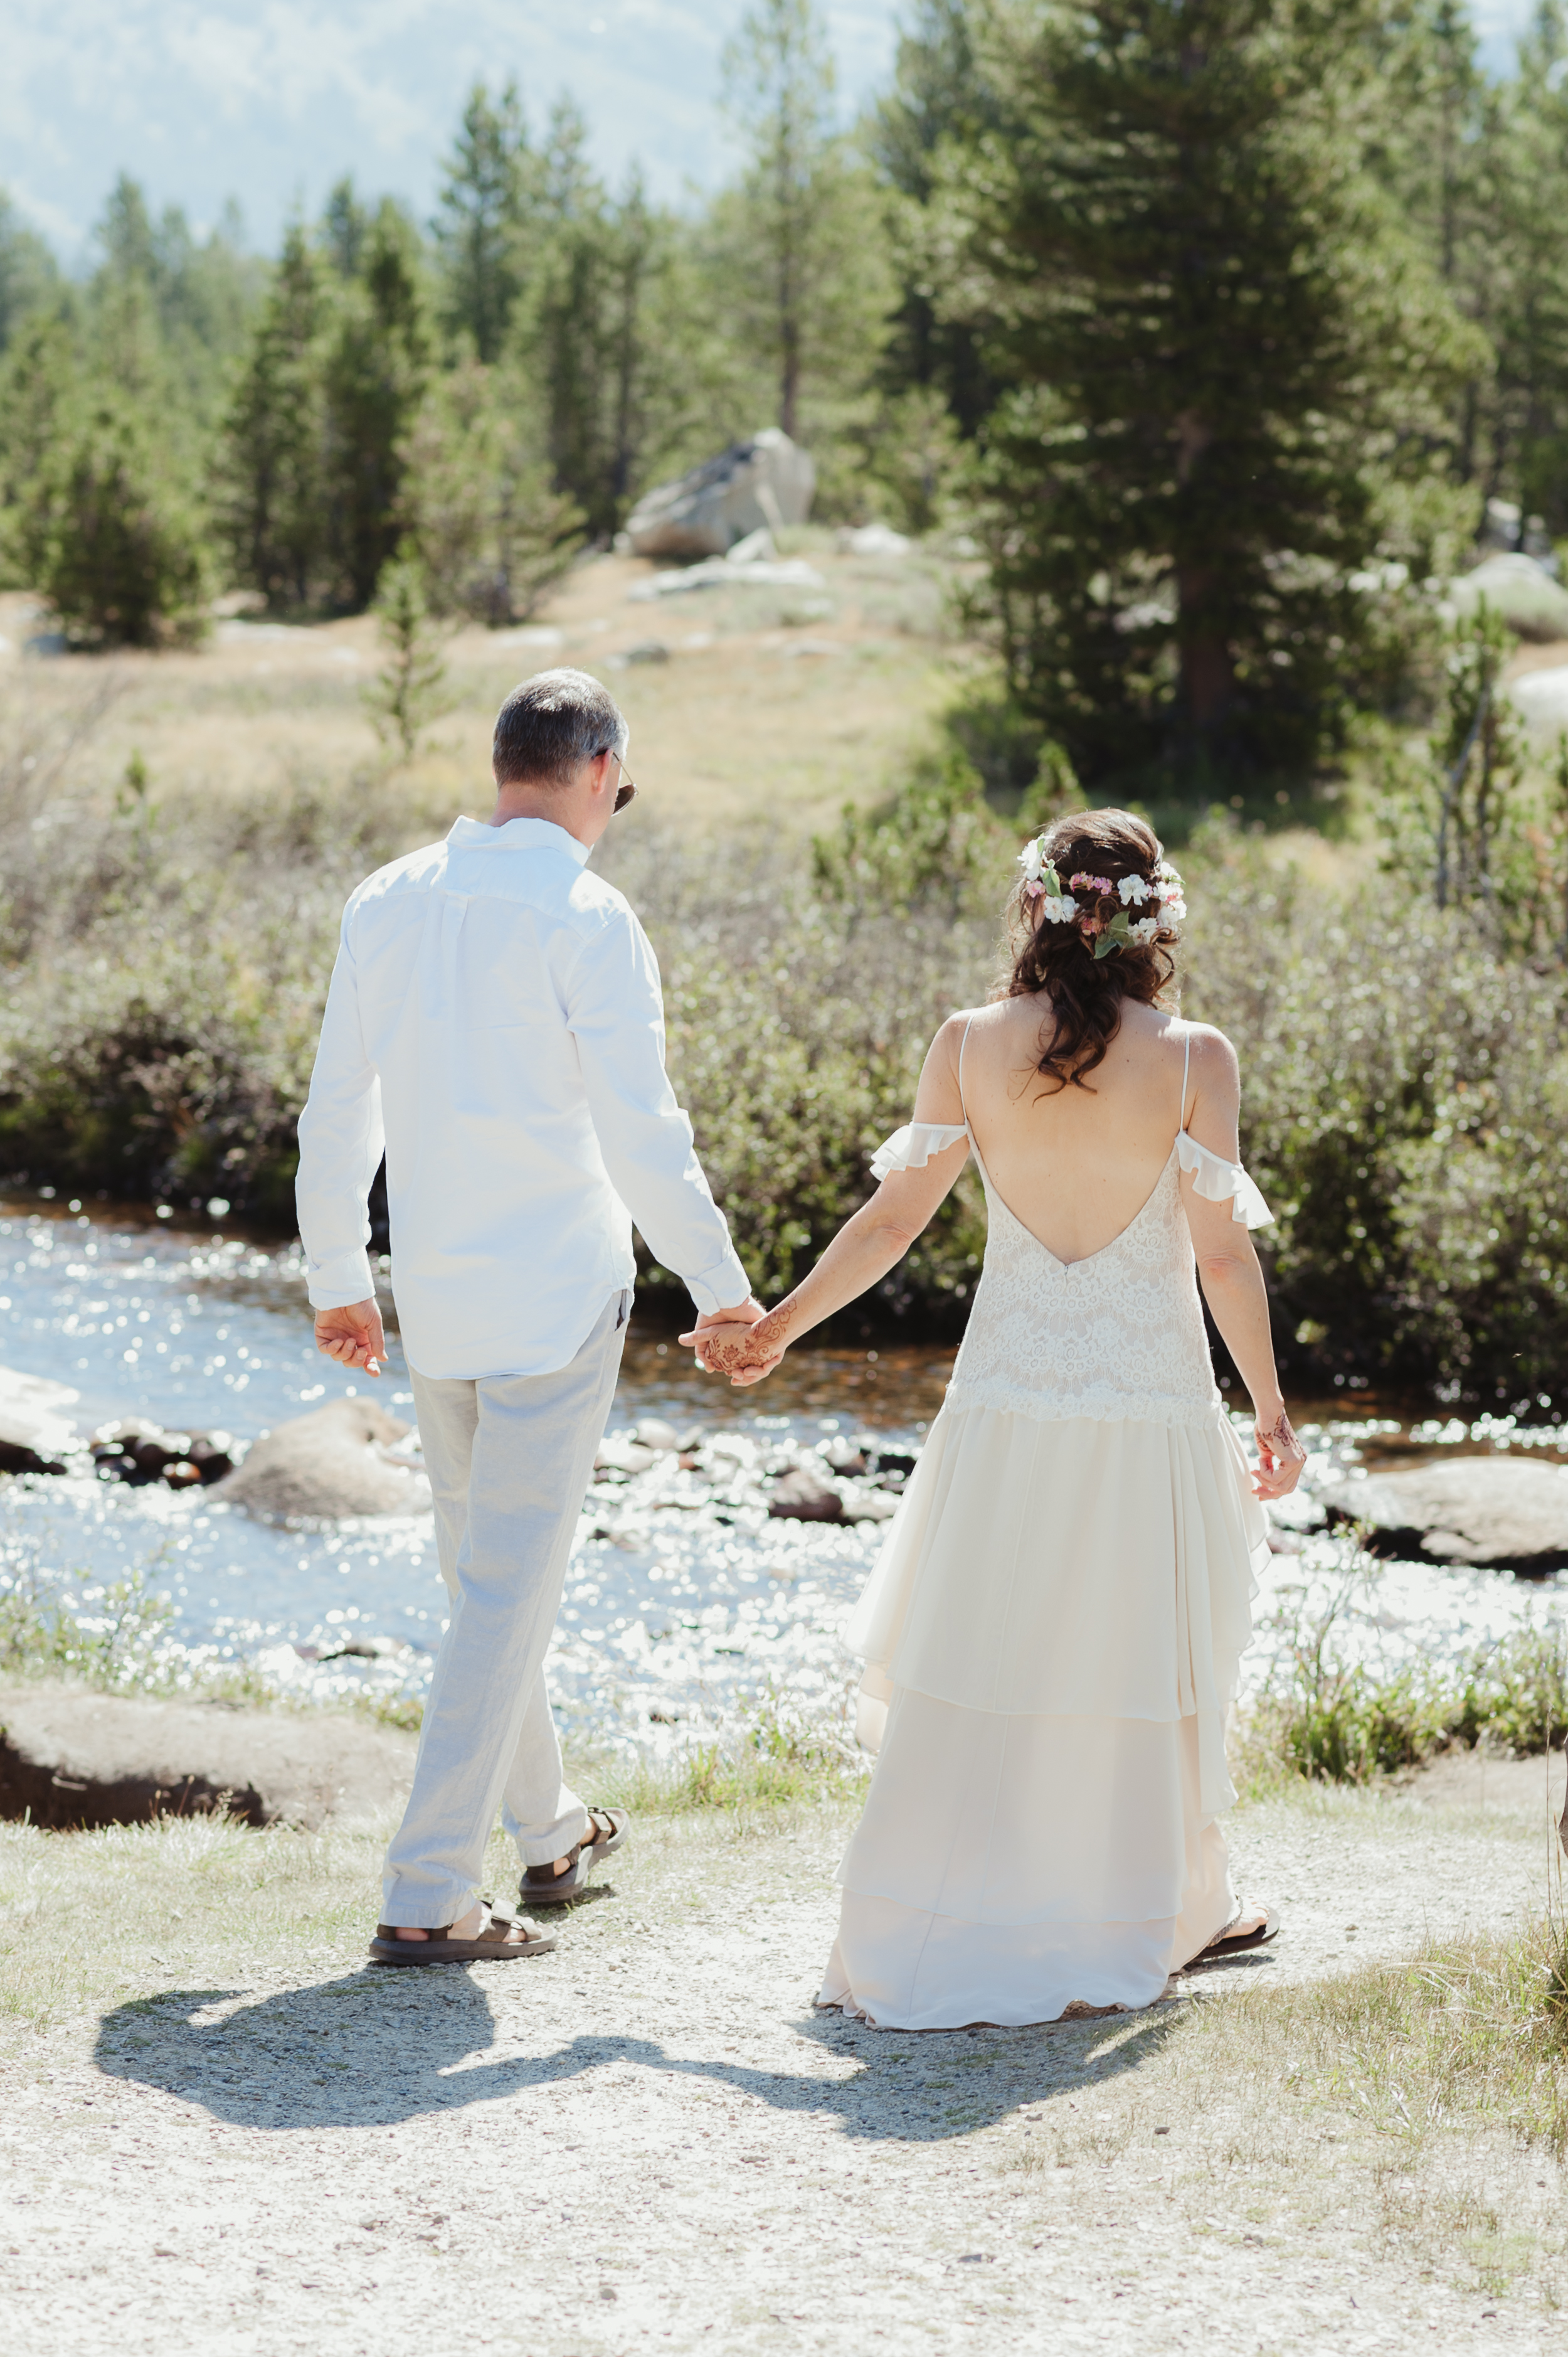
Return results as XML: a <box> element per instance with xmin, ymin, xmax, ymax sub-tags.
<box><xmin>93</xmin><ymin>1948</ymin><xmax>1260</xmax><ymax>2137</ymax></box>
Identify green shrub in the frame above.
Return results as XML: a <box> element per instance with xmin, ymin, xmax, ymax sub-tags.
<box><xmin>1453</xmin><ymin>1624</ymin><xmax>1568</xmax><ymax>1753</ymax></box>
<box><xmin>1184</xmin><ymin>827</ymin><xmax>1568</xmax><ymax>1393</ymax></box>
<box><xmin>597</xmin><ymin>824</ymin><xmax>994</xmax><ymax>1312</ymax></box>
<box><xmin>1248</xmin><ymin>1539</ymin><xmax>1568</xmax><ymax>1784</ymax></box>
<box><xmin>6</xmin><ymin>706</ymin><xmax>1568</xmax><ymax>1385</ymax></box>
<box><xmin>16</xmin><ymin>391</ymin><xmax>211</xmax><ymax>649</ymax></box>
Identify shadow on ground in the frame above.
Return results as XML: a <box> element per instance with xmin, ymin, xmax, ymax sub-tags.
<box><xmin>92</xmin><ymin>1946</ymin><xmax>1275</xmax><ymax>2139</ymax></box>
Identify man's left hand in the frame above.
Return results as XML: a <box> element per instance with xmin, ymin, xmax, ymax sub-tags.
<box><xmin>314</xmin><ymin>1299</ymin><xmax>386</xmax><ymax>1376</ymax></box>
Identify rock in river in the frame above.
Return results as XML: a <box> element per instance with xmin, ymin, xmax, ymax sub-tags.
<box><xmin>213</xmin><ymin>1399</ymin><xmax>432</xmax><ymax>1523</ymax></box>
<box><xmin>0</xmin><ymin>1365</ymin><xmax>82</xmax><ymax>1475</ymax></box>
<box><xmin>1321</xmin><ymin>1455</ymin><xmax>1568</xmax><ymax>1572</ymax></box>
<box><xmin>0</xmin><ymin>1683</ymin><xmax>416</xmax><ymax>1831</ymax></box>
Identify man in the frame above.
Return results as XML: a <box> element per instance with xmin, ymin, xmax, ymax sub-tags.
<box><xmin>295</xmin><ymin>668</ymin><xmax>764</xmax><ymax>1964</ymax></box>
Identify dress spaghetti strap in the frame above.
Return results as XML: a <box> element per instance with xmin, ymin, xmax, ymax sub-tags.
<box><xmin>957</xmin><ymin>1014</ymin><xmax>975</xmax><ymax>1125</ymax></box>
<box><xmin>1180</xmin><ymin>1027</ymin><xmax>1192</xmax><ymax>1137</ymax></box>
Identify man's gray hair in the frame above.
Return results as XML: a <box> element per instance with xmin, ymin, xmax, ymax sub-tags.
<box><xmin>492</xmin><ymin>669</ymin><xmax>628</xmax><ymax>788</ymax></box>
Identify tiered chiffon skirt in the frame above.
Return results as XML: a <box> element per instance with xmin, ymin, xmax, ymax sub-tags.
<box><xmin>818</xmin><ymin>1403</ymin><xmax>1269</xmax><ymax>2029</ymax></box>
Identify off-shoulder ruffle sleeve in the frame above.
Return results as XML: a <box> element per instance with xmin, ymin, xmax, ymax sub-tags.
<box><xmin>869</xmin><ymin>1122</ymin><xmax>970</xmax><ymax>1183</ymax></box>
<box><xmin>1176</xmin><ymin>1131</ymin><xmax>1274</xmax><ymax>1229</ymax></box>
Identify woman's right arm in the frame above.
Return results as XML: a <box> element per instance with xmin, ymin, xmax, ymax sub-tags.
<box><xmin>680</xmin><ymin>1015</ymin><xmax>974</xmax><ymax>1383</ymax></box>
<box><xmin>1180</xmin><ymin>1029</ymin><xmax>1306</xmax><ymax>1500</ymax></box>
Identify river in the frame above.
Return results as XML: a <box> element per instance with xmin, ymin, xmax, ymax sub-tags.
<box><xmin>1</xmin><ymin>1193</ymin><xmax>1562</xmax><ymax>1758</ymax></box>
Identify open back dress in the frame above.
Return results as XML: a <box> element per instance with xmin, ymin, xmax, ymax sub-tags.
<box><xmin>818</xmin><ymin>1023</ymin><xmax>1273</xmax><ymax>2030</ymax></box>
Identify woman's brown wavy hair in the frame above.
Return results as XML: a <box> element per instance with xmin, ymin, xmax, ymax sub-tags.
<box><xmin>1005</xmin><ymin>809</ymin><xmax>1178</xmax><ymax>1093</ymax></box>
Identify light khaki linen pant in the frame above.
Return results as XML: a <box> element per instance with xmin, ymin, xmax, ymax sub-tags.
<box><xmin>381</xmin><ymin>1289</ymin><xmax>629</xmax><ymax>1928</ymax></box>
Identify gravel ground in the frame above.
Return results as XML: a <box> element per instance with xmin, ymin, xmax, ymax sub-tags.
<box><xmin>2</xmin><ymin>1755</ymin><xmax>1567</xmax><ymax>2354</ymax></box>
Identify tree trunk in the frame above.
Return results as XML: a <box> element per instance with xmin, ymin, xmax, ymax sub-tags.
<box><xmin>1172</xmin><ymin>411</ymin><xmax>1232</xmax><ymax>731</ymax></box>
<box><xmin>1175</xmin><ymin>589</ymin><xmax>1236</xmax><ymax>732</ymax></box>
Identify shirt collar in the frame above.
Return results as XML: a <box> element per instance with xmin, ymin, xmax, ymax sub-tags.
<box><xmin>447</xmin><ymin>814</ymin><xmax>591</xmax><ymax>868</ymax></box>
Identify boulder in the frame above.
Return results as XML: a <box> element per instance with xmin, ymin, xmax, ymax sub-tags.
<box><xmin>0</xmin><ymin>1683</ymin><xmax>416</xmax><ymax>1831</ymax></box>
<box><xmin>625</xmin><ymin>430</ymin><xmax>816</xmax><ymax>560</ymax></box>
<box><xmin>0</xmin><ymin>1365</ymin><xmax>82</xmax><ymax>1476</ymax></box>
<box><xmin>837</xmin><ymin>523</ymin><xmax>911</xmax><ymax>557</ymax></box>
<box><xmin>1448</xmin><ymin>553</ymin><xmax>1568</xmax><ymax>643</ymax></box>
<box><xmin>1508</xmin><ymin>665</ymin><xmax>1568</xmax><ymax>737</ymax></box>
<box><xmin>768</xmin><ymin>1464</ymin><xmax>844</xmax><ymax>1523</ymax></box>
<box><xmin>627</xmin><ymin>554</ymin><xmax>827</xmax><ymax>603</ymax></box>
<box><xmin>1321</xmin><ymin>1455</ymin><xmax>1568</xmax><ymax>1572</ymax></box>
<box><xmin>211</xmin><ymin>1399</ymin><xmax>431</xmax><ymax>1523</ymax></box>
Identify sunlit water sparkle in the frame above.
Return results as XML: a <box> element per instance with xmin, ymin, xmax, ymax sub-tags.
<box><xmin>1</xmin><ymin>1198</ymin><xmax>1562</xmax><ymax>1753</ymax></box>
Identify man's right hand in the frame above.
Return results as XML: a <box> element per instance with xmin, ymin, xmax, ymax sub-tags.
<box><xmin>314</xmin><ymin>1299</ymin><xmax>386</xmax><ymax>1376</ymax></box>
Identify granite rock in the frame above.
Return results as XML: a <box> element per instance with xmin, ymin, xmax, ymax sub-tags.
<box><xmin>1321</xmin><ymin>1455</ymin><xmax>1568</xmax><ymax>1571</ymax></box>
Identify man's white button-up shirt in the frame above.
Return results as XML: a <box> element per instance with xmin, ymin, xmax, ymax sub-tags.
<box><xmin>295</xmin><ymin>814</ymin><xmax>750</xmax><ymax>1380</ymax></box>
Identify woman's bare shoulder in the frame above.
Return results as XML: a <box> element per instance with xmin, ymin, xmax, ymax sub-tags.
<box><xmin>1179</xmin><ymin>1018</ymin><xmax>1239</xmax><ymax>1078</ymax></box>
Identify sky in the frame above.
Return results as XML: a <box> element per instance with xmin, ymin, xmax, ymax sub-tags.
<box><xmin>3</xmin><ymin>1</ymin><xmax>904</xmax><ymax>262</ymax></box>
<box><xmin>1</xmin><ymin>0</ymin><xmax>1542</xmax><ymax>266</ymax></box>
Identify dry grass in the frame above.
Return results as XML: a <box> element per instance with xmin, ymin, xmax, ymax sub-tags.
<box><xmin>0</xmin><ymin>535</ymin><xmax>975</xmax><ymax>844</ymax></box>
<box><xmin>1000</xmin><ymin>1923</ymin><xmax>1568</xmax><ymax>2311</ymax></box>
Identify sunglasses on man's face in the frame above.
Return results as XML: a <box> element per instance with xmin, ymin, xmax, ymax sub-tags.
<box><xmin>611</xmin><ymin>750</ymin><xmax>637</xmax><ymax>812</ymax></box>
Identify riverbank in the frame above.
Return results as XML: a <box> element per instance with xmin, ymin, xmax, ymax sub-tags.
<box><xmin>1</xmin><ymin>1760</ymin><xmax>1565</xmax><ymax>2351</ymax></box>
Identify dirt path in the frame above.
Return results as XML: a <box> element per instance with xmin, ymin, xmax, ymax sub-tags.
<box><xmin>1</xmin><ymin>1758</ymin><xmax>1564</xmax><ymax>2354</ymax></box>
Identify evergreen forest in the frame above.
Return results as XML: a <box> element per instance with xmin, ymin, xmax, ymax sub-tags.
<box><xmin>6</xmin><ymin>0</ymin><xmax>1568</xmax><ymax>799</ymax></box>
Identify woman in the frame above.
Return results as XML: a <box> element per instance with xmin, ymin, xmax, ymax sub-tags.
<box><xmin>684</xmin><ymin>811</ymin><xmax>1306</xmax><ymax>2030</ymax></box>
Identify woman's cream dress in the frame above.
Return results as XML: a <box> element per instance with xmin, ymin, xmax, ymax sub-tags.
<box><xmin>818</xmin><ymin>1032</ymin><xmax>1273</xmax><ymax>2030</ymax></box>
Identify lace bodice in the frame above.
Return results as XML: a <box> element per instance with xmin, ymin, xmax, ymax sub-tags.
<box><xmin>952</xmin><ymin>1145</ymin><xmax>1225</xmax><ymax>1426</ymax></box>
<box><xmin>871</xmin><ymin>1036</ymin><xmax>1273</xmax><ymax>1431</ymax></box>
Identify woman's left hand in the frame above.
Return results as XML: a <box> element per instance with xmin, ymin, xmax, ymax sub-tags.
<box><xmin>1252</xmin><ymin>1407</ymin><xmax>1306</xmax><ymax>1500</ymax></box>
<box><xmin>679</xmin><ymin>1309</ymin><xmax>790</xmax><ymax>1385</ymax></box>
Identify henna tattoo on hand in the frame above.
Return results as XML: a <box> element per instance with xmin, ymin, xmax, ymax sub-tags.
<box><xmin>699</xmin><ymin>1301</ymin><xmax>795</xmax><ymax>1375</ymax></box>
<box><xmin>1257</xmin><ymin>1408</ymin><xmax>1305</xmax><ymax>1464</ymax></box>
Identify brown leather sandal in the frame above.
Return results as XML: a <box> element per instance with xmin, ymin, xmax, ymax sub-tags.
<box><xmin>368</xmin><ymin>1900</ymin><xmax>556</xmax><ymax>1967</ymax></box>
<box><xmin>520</xmin><ymin>1806</ymin><xmax>629</xmax><ymax>1907</ymax></box>
<box><xmin>1201</xmin><ymin>1902</ymin><xmax>1281</xmax><ymax>1957</ymax></box>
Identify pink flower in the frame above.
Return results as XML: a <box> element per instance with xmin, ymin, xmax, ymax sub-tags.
<box><xmin>1069</xmin><ymin>871</ymin><xmax>1114</xmax><ymax>895</ymax></box>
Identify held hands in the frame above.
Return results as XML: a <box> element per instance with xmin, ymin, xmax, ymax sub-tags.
<box><xmin>679</xmin><ymin>1298</ymin><xmax>792</xmax><ymax>1387</ymax></box>
<box><xmin>314</xmin><ymin>1298</ymin><xmax>386</xmax><ymax>1378</ymax></box>
<box><xmin>1252</xmin><ymin>1405</ymin><xmax>1306</xmax><ymax>1501</ymax></box>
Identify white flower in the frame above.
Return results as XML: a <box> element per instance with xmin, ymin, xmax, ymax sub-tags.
<box><xmin>1118</xmin><ymin>874</ymin><xmax>1152</xmax><ymax>906</ymax></box>
<box><xmin>1162</xmin><ymin>895</ymin><xmax>1187</xmax><ymax>922</ymax></box>
<box><xmin>1039</xmin><ymin>893</ymin><xmax>1078</xmax><ymax>924</ymax></box>
<box><xmin>1017</xmin><ymin>836</ymin><xmax>1046</xmax><ymax>885</ymax></box>
<box><xmin>1128</xmin><ymin>915</ymin><xmax>1160</xmax><ymax>945</ymax></box>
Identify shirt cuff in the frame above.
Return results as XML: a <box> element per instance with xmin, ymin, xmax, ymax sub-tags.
<box><xmin>305</xmin><ymin>1248</ymin><xmax>377</xmax><ymax>1310</ymax></box>
<box><xmin>682</xmin><ymin>1247</ymin><xmax>752</xmax><ymax>1317</ymax></box>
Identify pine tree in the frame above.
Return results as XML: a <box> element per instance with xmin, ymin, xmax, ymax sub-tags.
<box><xmin>506</xmin><ymin>107</ymin><xmax>693</xmax><ymax>539</ymax></box>
<box><xmin>433</xmin><ymin>82</ymin><xmax>532</xmax><ymax>362</ymax></box>
<box><xmin>322</xmin><ymin>178</ymin><xmax>370</xmax><ymax>280</ymax></box>
<box><xmin>18</xmin><ymin>389</ymin><xmax>210</xmax><ymax>646</ymax></box>
<box><xmin>396</xmin><ymin>358</ymin><xmax>583</xmax><ymax>622</ymax></box>
<box><xmin>0</xmin><ymin>193</ymin><xmax>61</xmax><ymax>356</ymax></box>
<box><xmin>320</xmin><ymin>201</ymin><xmax>431</xmax><ymax>608</ymax></box>
<box><xmin>708</xmin><ymin>0</ymin><xmax>893</xmax><ymax>445</ymax></box>
<box><xmin>868</xmin><ymin>0</ymin><xmax>999</xmax><ymax>442</ymax></box>
<box><xmin>363</xmin><ymin>546</ymin><xmax>449</xmax><ymax>758</ymax></box>
<box><xmin>1488</xmin><ymin>4</ymin><xmax>1568</xmax><ymax>538</ymax></box>
<box><xmin>955</xmin><ymin>0</ymin><xmax>1478</xmax><ymax>789</ymax></box>
<box><xmin>216</xmin><ymin>225</ymin><xmax>327</xmax><ymax>610</ymax></box>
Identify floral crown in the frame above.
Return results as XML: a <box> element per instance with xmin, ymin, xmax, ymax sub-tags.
<box><xmin>1017</xmin><ymin>838</ymin><xmax>1187</xmax><ymax>961</ymax></box>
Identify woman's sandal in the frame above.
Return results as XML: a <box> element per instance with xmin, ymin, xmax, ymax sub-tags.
<box><xmin>519</xmin><ymin>1806</ymin><xmax>629</xmax><ymax>1907</ymax></box>
<box><xmin>368</xmin><ymin>1900</ymin><xmax>556</xmax><ymax>1967</ymax></box>
<box><xmin>1200</xmin><ymin>1902</ymin><xmax>1281</xmax><ymax>1958</ymax></box>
